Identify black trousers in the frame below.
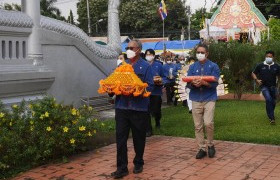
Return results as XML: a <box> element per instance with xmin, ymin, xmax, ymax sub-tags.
<box><xmin>115</xmin><ymin>109</ymin><xmax>149</xmax><ymax>171</ymax></box>
<box><xmin>165</xmin><ymin>82</ymin><xmax>177</xmax><ymax>104</ymax></box>
<box><xmin>147</xmin><ymin>95</ymin><xmax>162</xmax><ymax>132</ymax></box>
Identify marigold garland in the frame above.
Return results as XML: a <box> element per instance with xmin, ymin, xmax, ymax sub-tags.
<box><xmin>98</xmin><ymin>61</ymin><xmax>151</xmax><ymax>97</ymax></box>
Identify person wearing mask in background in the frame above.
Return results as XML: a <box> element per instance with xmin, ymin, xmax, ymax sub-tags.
<box><xmin>176</xmin><ymin>55</ymin><xmax>185</xmax><ymax>71</ymax></box>
<box><xmin>252</xmin><ymin>50</ymin><xmax>280</xmax><ymax>125</ymax></box>
<box><xmin>187</xmin><ymin>44</ymin><xmax>220</xmax><ymax>159</ymax></box>
<box><xmin>163</xmin><ymin>56</ymin><xmax>178</xmax><ymax>105</ymax></box>
<box><xmin>117</xmin><ymin>53</ymin><xmax>127</xmax><ymax>66</ymax></box>
<box><xmin>145</xmin><ymin>49</ymin><xmax>163</xmax><ymax>137</ymax></box>
<box><xmin>111</xmin><ymin>40</ymin><xmax>154</xmax><ymax>179</ymax></box>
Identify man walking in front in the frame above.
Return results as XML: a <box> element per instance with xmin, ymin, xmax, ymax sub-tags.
<box><xmin>252</xmin><ymin>51</ymin><xmax>280</xmax><ymax>125</ymax></box>
<box><xmin>187</xmin><ymin>44</ymin><xmax>220</xmax><ymax>159</ymax></box>
<box><xmin>111</xmin><ymin>40</ymin><xmax>154</xmax><ymax>178</ymax></box>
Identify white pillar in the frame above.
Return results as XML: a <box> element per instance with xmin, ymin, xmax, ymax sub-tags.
<box><xmin>21</xmin><ymin>0</ymin><xmax>26</xmax><ymax>13</ymax></box>
<box><xmin>25</xmin><ymin>0</ymin><xmax>43</xmax><ymax>66</ymax></box>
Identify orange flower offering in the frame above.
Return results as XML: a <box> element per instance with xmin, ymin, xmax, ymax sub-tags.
<box><xmin>182</xmin><ymin>76</ymin><xmax>217</xmax><ymax>83</ymax></box>
<box><xmin>98</xmin><ymin>62</ymin><xmax>151</xmax><ymax>97</ymax></box>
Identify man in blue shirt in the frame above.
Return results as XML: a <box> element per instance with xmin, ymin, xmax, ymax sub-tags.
<box><xmin>111</xmin><ymin>40</ymin><xmax>154</xmax><ymax>179</ymax></box>
<box><xmin>252</xmin><ymin>50</ymin><xmax>280</xmax><ymax>125</ymax></box>
<box><xmin>187</xmin><ymin>44</ymin><xmax>220</xmax><ymax>159</ymax></box>
<box><xmin>162</xmin><ymin>56</ymin><xmax>178</xmax><ymax>105</ymax></box>
<box><xmin>144</xmin><ymin>49</ymin><xmax>164</xmax><ymax>137</ymax></box>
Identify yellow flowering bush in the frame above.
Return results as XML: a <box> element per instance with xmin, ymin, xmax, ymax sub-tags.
<box><xmin>0</xmin><ymin>97</ymin><xmax>104</xmax><ymax>179</ymax></box>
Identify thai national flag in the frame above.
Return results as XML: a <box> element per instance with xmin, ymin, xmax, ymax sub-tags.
<box><xmin>158</xmin><ymin>0</ymin><xmax>168</xmax><ymax>21</ymax></box>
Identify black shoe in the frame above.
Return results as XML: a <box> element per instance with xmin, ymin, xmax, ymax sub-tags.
<box><xmin>133</xmin><ymin>165</ymin><xmax>143</xmax><ymax>174</ymax></box>
<box><xmin>208</xmin><ymin>146</ymin><xmax>216</xmax><ymax>158</ymax></box>
<box><xmin>111</xmin><ymin>169</ymin><xmax>129</xmax><ymax>179</ymax></box>
<box><xmin>195</xmin><ymin>149</ymin><xmax>207</xmax><ymax>159</ymax></box>
<box><xmin>189</xmin><ymin>110</ymin><xmax>192</xmax><ymax>114</ymax></box>
<box><xmin>270</xmin><ymin>119</ymin><xmax>276</xmax><ymax>125</ymax></box>
<box><xmin>146</xmin><ymin>131</ymin><xmax>152</xmax><ymax>137</ymax></box>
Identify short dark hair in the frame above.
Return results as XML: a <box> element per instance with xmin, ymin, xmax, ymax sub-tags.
<box><xmin>145</xmin><ymin>49</ymin><xmax>155</xmax><ymax>56</ymax></box>
<box><xmin>265</xmin><ymin>50</ymin><xmax>275</xmax><ymax>57</ymax></box>
<box><xmin>196</xmin><ymin>43</ymin><xmax>209</xmax><ymax>52</ymax></box>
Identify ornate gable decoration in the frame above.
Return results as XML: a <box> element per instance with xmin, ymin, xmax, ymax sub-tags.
<box><xmin>210</xmin><ymin>0</ymin><xmax>267</xmax><ymax>31</ymax></box>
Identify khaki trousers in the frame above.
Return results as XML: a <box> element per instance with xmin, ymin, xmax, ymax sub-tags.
<box><xmin>192</xmin><ymin>101</ymin><xmax>216</xmax><ymax>151</ymax></box>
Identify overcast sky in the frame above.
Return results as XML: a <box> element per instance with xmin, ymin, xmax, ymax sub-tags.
<box><xmin>0</xmin><ymin>0</ymin><xmax>215</xmax><ymax>21</ymax></box>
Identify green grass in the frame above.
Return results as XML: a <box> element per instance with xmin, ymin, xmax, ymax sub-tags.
<box><xmin>149</xmin><ymin>100</ymin><xmax>280</xmax><ymax>145</ymax></box>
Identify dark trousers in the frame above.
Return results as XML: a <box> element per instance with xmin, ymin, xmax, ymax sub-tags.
<box><xmin>115</xmin><ymin>109</ymin><xmax>149</xmax><ymax>171</ymax></box>
<box><xmin>165</xmin><ymin>82</ymin><xmax>176</xmax><ymax>104</ymax></box>
<box><xmin>261</xmin><ymin>86</ymin><xmax>277</xmax><ymax>120</ymax></box>
<box><xmin>147</xmin><ymin>95</ymin><xmax>162</xmax><ymax>133</ymax></box>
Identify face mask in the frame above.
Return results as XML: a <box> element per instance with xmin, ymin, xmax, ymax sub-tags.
<box><xmin>117</xmin><ymin>59</ymin><xmax>122</xmax><ymax>66</ymax></box>
<box><xmin>166</xmin><ymin>60</ymin><xmax>171</xmax><ymax>64</ymax></box>
<box><xmin>180</xmin><ymin>61</ymin><xmax>185</xmax><ymax>64</ymax></box>
<box><xmin>196</xmin><ymin>53</ymin><xmax>206</xmax><ymax>61</ymax></box>
<box><xmin>265</xmin><ymin>57</ymin><xmax>273</xmax><ymax>64</ymax></box>
<box><xmin>146</xmin><ymin>56</ymin><xmax>154</xmax><ymax>62</ymax></box>
<box><xmin>126</xmin><ymin>50</ymin><xmax>136</xmax><ymax>59</ymax></box>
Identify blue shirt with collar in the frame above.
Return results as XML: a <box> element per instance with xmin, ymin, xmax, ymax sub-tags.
<box><xmin>115</xmin><ymin>58</ymin><xmax>154</xmax><ymax>112</ymax></box>
<box><xmin>150</xmin><ymin>61</ymin><xmax>163</xmax><ymax>96</ymax></box>
<box><xmin>162</xmin><ymin>63</ymin><xmax>178</xmax><ymax>84</ymax></box>
<box><xmin>187</xmin><ymin>59</ymin><xmax>220</xmax><ymax>102</ymax></box>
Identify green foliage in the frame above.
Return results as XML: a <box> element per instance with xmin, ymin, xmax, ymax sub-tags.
<box><xmin>268</xmin><ymin>18</ymin><xmax>280</xmax><ymax>40</ymax></box>
<box><xmin>207</xmin><ymin>40</ymin><xmax>280</xmax><ymax>99</ymax></box>
<box><xmin>253</xmin><ymin>0</ymin><xmax>280</xmax><ymax>18</ymax></box>
<box><xmin>2</xmin><ymin>3</ymin><xmax>21</xmax><ymax>11</ymax></box>
<box><xmin>40</xmin><ymin>0</ymin><xmax>66</xmax><ymax>21</ymax></box>
<box><xmin>226</xmin><ymin>42</ymin><xmax>256</xmax><ymax>99</ymax></box>
<box><xmin>0</xmin><ymin>97</ymin><xmax>105</xmax><ymax>179</ymax></box>
<box><xmin>154</xmin><ymin>100</ymin><xmax>280</xmax><ymax>144</ymax></box>
<box><xmin>77</xmin><ymin>0</ymin><xmax>189</xmax><ymax>38</ymax></box>
<box><xmin>67</xmin><ymin>10</ymin><xmax>75</xmax><ymax>25</ymax></box>
<box><xmin>190</xmin><ymin>8</ymin><xmax>215</xmax><ymax>39</ymax></box>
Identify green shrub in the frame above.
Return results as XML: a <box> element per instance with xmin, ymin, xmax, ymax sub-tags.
<box><xmin>0</xmin><ymin>97</ymin><xmax>104</xmax><ymax>178</ymax></box>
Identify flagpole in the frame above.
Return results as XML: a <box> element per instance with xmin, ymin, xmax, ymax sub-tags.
<box><xmin>163</xmin><ymin>19</ymin><xmax>165</xmax><ymax>53</ymax></box>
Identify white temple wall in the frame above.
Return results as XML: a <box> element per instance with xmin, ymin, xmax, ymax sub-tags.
<box><xmin>40</xmin><ymin>29</ymin><xmax>117</xmax><ymax>105</ymax></box>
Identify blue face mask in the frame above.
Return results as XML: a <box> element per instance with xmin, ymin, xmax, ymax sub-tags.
<box><xmin>265</xmin><ymin>57</ymin><xmax>273</xmax><ymax>64</ymax></box>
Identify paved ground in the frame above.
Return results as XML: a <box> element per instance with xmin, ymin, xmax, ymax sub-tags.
<box><xmin>14</xmin><ymin>136</ymin><xmax>280</xmax><ymax>180</ymax></box>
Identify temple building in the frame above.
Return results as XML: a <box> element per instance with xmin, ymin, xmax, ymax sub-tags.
<box><xmin>208</xmin><ymin>0</ymin><xmax>268</xmax><ymax>43</ymax></box>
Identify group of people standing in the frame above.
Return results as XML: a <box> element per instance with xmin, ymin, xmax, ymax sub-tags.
<box><xmin>111</xmin><ymin>39</ymin><xmax>278</xmax><ymax>179</ymax></box>
<box><xmin>111</xmin><ymin>40</ymin><xmax>220</xmax><ymax>179</ymax></box>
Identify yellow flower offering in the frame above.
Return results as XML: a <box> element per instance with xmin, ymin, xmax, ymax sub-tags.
<box><xmin>0</xmin><ymin>112</ymin><xmax>5</xmax><ymax>118</ymax></box>
<box><xmin>98</xmin><ymin>61</ymin><xmax>151</xmax><ymax>97</ymax></box>
<box><xmin>63</xmin><ymin>127</ymin><xmax>69</xmax><ymax>133</ymax></box>
<box><xmin>46</xmin><ymin>126</ymin><xmax>52</xmax><ymax>131</ymax></box>
<box><xmin>28</xmin><ymin>104</ymin><xmax>33</xmax><ymax>109</ymax></box>
<box><xmin>70</xmin><ymin>138</ymin><xmax>75</xmax><ymax>144</ymax></box>
<box><xmin>93</xmin><ymin>129</ymin><xmax>97</xmax><ymax>134</ymax></box>
<box><xmin>9</xmin><ymin>122</ymin><xmax>12</xmax><ymax>126</ymax></box>
<box><xmin>79</xmin><ymin>126</ymin><xmax>86</xmax><ymax>131</ymax></box>
<box><xmin>40</xmin><ymin>115</ymin><xmax>45</xmax><ymax>120</ymax></box>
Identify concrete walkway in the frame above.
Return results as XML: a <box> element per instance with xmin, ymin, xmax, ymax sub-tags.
<box><xmin>14</xmin><ymin>136</ymin><xmax>280</xmax><ymax>180</ymax></box>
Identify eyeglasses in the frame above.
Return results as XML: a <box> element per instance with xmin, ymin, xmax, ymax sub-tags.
<box><xmin>197</xmin><ymin>51</ymin><xmax>206</xmax><ymax>54</ymax></box>
<box><xmin>125</xmin><ymin>47</ymin><xmax>138</xmax><ymax>50</ymax></box>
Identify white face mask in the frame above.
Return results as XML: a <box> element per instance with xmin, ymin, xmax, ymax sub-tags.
<box><xmin>180</xmin><ymin>61</ymin><xmax>185</xmax><ymax>64</ymax></box>
<box><xmin>196</xmin><ymin>53</ymin><xmax>206</xmax><ymax>61</ymax></box>
<box><xmin>117</xmin><ymin>59</ymin><xmax>122</xmax><ymax>66</ymax></box>
<box><xmin>265</xmin><ymin>57</ymin><xmax>273</xmax><ymax>64</ymax></box>
<box><xmin>126</xmin><ymin>50</ymin><xmax>136</xmax><ymax>59</ymax></box>
<box><xmin>166</xmin><ymin>60</ymin><xmax>172</xmax><ymax>64</ymax></box>
<box><xmin>146</xmin><ymin>55</ymin><xmax>154</xmax><ymax>62</ymax></box>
